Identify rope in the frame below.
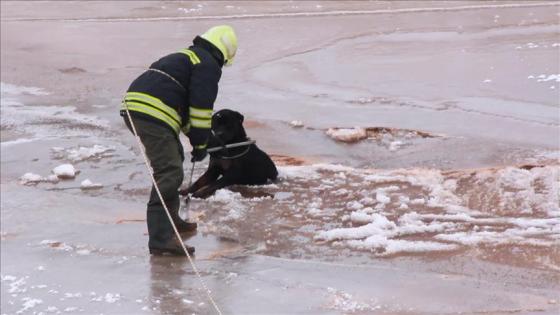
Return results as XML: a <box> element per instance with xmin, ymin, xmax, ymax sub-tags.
<box><xmin>183</xmin><ymin>161</ymin><xmax>196</xmax><ymax>213</ymax></box>
<box><xmin>124</xmin><ymin>107</ymin><xmax>223</xmax><ymax>315</ymax></box>
<box><xmin>147</xmin><ymin>68</ymin><xmax>187</xmax><ymax>92</ymax></box>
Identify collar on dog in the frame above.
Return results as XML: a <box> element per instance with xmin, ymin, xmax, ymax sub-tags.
<box><xmin>207</xmin><ymin>139</ymin><xmax>255</xmax><ymax>160</ymax></box>
<box><xmin>207</xmin><ymin>139</ymin><xmax>255</xmax><ymax>153</ymax></box>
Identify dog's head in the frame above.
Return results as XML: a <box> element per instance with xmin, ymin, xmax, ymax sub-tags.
<box><xmin>211</xmin><ymin>109</ymin><xmax>246</xmax><ymax>144</ymax></box>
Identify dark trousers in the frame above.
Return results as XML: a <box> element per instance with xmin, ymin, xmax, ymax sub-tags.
<box><xmin>124</xmin><ymin>117</ymin><xmax>185</xmax><ymax>248</ymax></box>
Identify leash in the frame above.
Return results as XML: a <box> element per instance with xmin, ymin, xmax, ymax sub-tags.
<box><xmin>208</xmin><ymin>139</ymin><xmax>255</xmax><ymax>160</ymax></box>
<box><xmin>183</xmin><ymin>161</ymin><xmax>196</xmax><ymax>213</ymax></box>
<box><xmin>124</xmin><ymin>106</ymin><xmax>223</xmax><ymax>315</ymax></box>
<box><xmin>147</xmin><ymin>68</ymin><xmax>187</xmax><ymax>91</ymax></box>
<box><xmin>207</xmin><ymin>139</ymin><xmax>255</xmax><ymax>153</ymax></box>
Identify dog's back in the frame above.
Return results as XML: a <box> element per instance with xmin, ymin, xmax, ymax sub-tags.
<box><xmin>237</xmin><ymin>144</ymin><xmax>278</xmax><ymax>184</ymax></box>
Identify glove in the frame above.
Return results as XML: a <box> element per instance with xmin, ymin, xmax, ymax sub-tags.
<box><xmin>191</xmin><ymin>147</ymin><xmax>207</xmax><ymax>162</ymax></box>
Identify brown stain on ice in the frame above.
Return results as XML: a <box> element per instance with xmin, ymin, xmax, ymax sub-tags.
<box><xmin>58</xmin><ymin>67</ymin><xmax>86</xmax><ymax>74</ymax></box>
<box><xmin>270</xmin><ymin>154</ymin><xmax>309</xmax><ymax>166</ymax></box>
<box><xmin>243</xmin><ymin>119</ymin><xmax>267</xmax><ymax>129</ymax></box>
<box><xmin>115</xmin><ymin>218</ymin><xmax>145</xmax><ymax>224</ymax></box>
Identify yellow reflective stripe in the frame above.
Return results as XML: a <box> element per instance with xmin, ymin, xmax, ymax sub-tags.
<box><xmin>190</xmin><ymin>117</ymin><xmax>211</xmax><ymax>128</ymax></box>
<box><xmin>189</xmin><ymin>107</ymin><xmax>213</xmax><ymax>119</ymax></box>
<box><xmin>125</xmin><ymin>100</ymin><xmax>181</xmax><ymax>128</ymax></box>
<box><xmin>179</xmin><ymin>49</ymin><xmax>200</xmax><ymax>65</ymax></box>
<box><xmin>124</xmin><ymin>92</ymin><xmax>181</xmax><ymax>123</ymax></box>
<box><xmin>126</xmin><ymin>92</ymin><xmax>165</xmax><ymax>107</ymax></box>
<box><xmin>122</xmin><ymin>102</ymin><xmax>181</xmax><ymax>134</ymax></box>
<box><xmin>195</xmin><ymin>144</ymin><xmax>207</xmax><ymax>149</ymax></box>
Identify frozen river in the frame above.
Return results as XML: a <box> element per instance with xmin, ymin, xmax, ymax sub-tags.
<box><xmin>1</xmin><ymin>1</ymin><xmax>559</xmax><ymax>314</ymax></box>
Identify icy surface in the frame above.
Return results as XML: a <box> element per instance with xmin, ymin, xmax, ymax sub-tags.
<box><xmin>2</xmin><ymin>1</ymin><xmax>560</xmax><ymax>314</ymax></box>
<box><xmin>0</xmin><ymin>82</ymin><xmax>109</xmax><ymax>145</ymax></box>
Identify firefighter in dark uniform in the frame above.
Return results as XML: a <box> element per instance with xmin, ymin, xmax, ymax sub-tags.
<box><xmin>121</xmin><ymin>25</ymin><xmax>238</xmax><ymax>256</ymax></box>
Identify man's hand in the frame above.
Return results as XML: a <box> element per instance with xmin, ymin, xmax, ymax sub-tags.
<box><xmin>191</xmin><ymin>147</ymin><xmax>207</xmax><ymax>162</ymax></box>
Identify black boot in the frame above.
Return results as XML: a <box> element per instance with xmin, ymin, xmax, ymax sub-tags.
<box><xmin>149</xmin><ymin>239</ymin><xmax>195</xmax><ymax>256</ymax></box>
<box><xmin>175</xmin><ymin>220</ymin><xmax>198</xmax><ymax>233</ymax></box>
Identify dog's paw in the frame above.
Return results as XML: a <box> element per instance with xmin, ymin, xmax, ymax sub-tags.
<box><xmin>178</xmin><ymin>187</ymin><xmax>191</xmax><ymax>196</ymax></box>
<box><xmin>192</xmin><ymin>189</ymin><xmax>213</xmax><ymax>199</ymax></box>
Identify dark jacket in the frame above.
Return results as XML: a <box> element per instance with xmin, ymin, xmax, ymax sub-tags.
<box><xmin>121</xmin><ymin>36</ymin><xmax>223</xmax><ymax>148</ymax></box>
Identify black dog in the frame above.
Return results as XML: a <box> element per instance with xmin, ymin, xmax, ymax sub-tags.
<box><xmin>180</xmin><ymin>109</ymin><xmax>278</xmax><ymax>198</ymax></box>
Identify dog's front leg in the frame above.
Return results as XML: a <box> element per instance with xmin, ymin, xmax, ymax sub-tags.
<box><xmin>179</xmin><ymin>166</ymin><xmax>220</xmax><ymax>196</ymax></box>
<box><xmin>191</xmin><ymin>172</ymin><xmax>239</xmax><ymax>199</ymax></box>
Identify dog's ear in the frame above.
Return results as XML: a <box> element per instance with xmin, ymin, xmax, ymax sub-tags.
<box><xmin>235</xmin><ymin>111</ymin><xmax>244</xmax><ymax>124</ymax></box>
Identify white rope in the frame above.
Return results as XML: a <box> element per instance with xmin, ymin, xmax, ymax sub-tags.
<box><xmin>124</xmin><ymin>107</ymin><xmax>223</xmax><ymax>315</ymax></box>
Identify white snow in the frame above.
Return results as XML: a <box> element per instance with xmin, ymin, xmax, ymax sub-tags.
<box><xmin>195</xmin><ymin>162</ymin><xmax>559</xmax><ymax>256</ymax></box>
<box><xmin>326</xmin><ymin>127</ymin><xmax>367</xmax><ymax>143</ymax></box>
<box><xmin>2</xmin><ymin>276</ymin><xmax>27</xmax><ymax>294</ymax></box>
<box><xmin>326</xmin><ymin>287</ymin><xmax>380</xmax><ymax>312</ymax></box>
<box><xmin>350</xmin><ymin>212</ymin><xmax>377</xmax><ymax>224</ymax></box>
<box><xmin>527</xmin><ymin>73</ymin><xmax>560</xmax><ymax>83</ymax></box>
<box><xmin>104</xmin><ymin>293</ymin><xmax>120</xmax><ymax>303</ymax></box>
<box><xmin>316</xmin><ymin>214</ymin><xmax>396</xmax><ymax>241</ymax></box>
<box><xmin>206</xmin><ymin>189</ymin><xmax>247</xmax><ymax>221</ymax></box>
<box><xmin>19</xmin><ymin>173</ymin><xmax>43</xmax><ymax>185</ymax></box>
<box><xmin>289</xmin><ymin>120</ymin><xmax>304</xmax><ymax>127</ymax></box>
<box><xmin>52</xmin><ymin>164</ymin><xmax>76</xmax><ymax>179</ymax></box>
<box><xmin>375</xmin><ymin>190</ymin><xmax>391</xmax><ymax>204</ymax></box>
<box><xmin>80</xmin><ymin>179</ymin><xmax>103</xmax><ymax>190</ymax></box>
<box><xmin>52</xmin><ymin>144</ymin><xmax>114</xmax><ymax>162</ymax></box>
<box><xmin>19</xmin><ymin>172</ymin><xmax>59</xmax><ymax>185</ymax></box>
<box><xmin>17</xmin><ymin>297</ymin><xmax>42</xmax><ymax>314</ymax></box>
<box><xmin>346</xmin><ymin>201</ymin><xmax>363</xmax><ymax>210</ymax></box>
<box><xmin>388</xmin><ymin>140</ymin><xmax>403</xmax><ymax>151</ymax></box>
<box><xmin>288</xmin><ymin>162</ymin><xmax>560</xmax><ymax>254</ymax></box>
<box><xmin>45</xmin><ymin>306</ymin><xmax>59</xmax><ymax>312</ymax></box>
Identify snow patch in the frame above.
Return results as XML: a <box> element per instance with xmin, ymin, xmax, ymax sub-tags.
<box><xmin>326</xmin><ymin>287</ymin><xmax>380</xmax><ymax>313</ymax></box>
<box><xmin>19</xmin><ymin>173</ymin><xmax>44</xmax><ymax>185</ymax></box>
<box><xmin>528</xmin><ymin>73</ymin><xmax>560</xmax><ymax>83</ymax></box>
<box><xmin>326</xmin><ymin>127</ymin><xmax>367</xmax><ymax>143</ymax></box>
<box><xmin>52</xmin><ymin>144</ymin><xmax>114</xmax><ymax>162</ymax></box>
<box><xmin>52</xmin><ymin>164</ymin><xmax>76</xmax><ymax>179</ymax></box>
<box><xmin>80</xmin><ymin>179</ymin><xmax>103</xmax><ymax>190</ymax></box>
<box><xmin>17</xmin><ymin>297</ymin><xmax>42</xmax><ymax>314</ymax></box>
<box><xmin>289</xmin><ymin>120</ymin><xmax>304</xmax><ymax>128</ymax></box>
